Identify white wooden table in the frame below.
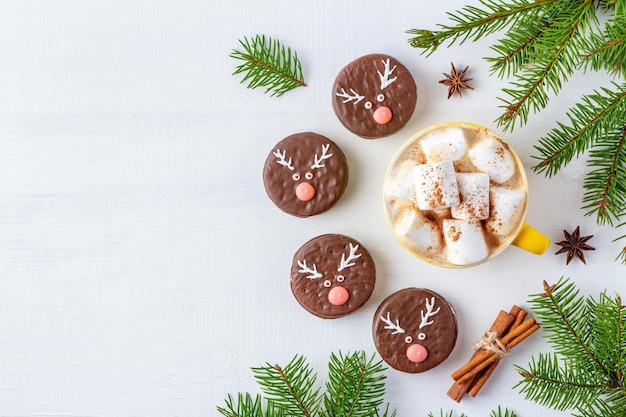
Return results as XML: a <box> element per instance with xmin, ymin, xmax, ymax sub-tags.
<box><xmin>0</xmin><ymin>1</ymin><xmax>622</xmax><ymax>416</ymax></box>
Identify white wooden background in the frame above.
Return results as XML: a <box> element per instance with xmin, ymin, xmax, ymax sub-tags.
<box><xmin>0</xmin><ymin>1</ymin><xmax>623</xmax><ymax>416</ymax></box>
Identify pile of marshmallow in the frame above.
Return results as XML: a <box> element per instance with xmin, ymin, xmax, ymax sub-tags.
<box><xmin>389</xmin><ymin>127</ymin><xmax>526</xmax><ymax>266</ymax></box>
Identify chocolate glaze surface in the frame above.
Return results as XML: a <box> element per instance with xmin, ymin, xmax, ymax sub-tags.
<box><xmin>263</xmin><ymin>132</ymin><xmax>348</xmax><ymax>217</ymax></box>
<box><xmin>291</xmin><ymin>234</ymin><xmax>375</xmax><ymax>319</ymax></box>
<box><xmin>373</xmin><ymin>288</ymin><xmax>457</xmax><ymax>373</ymax></box>
<box><xmin>332</xmin><ymin>53</ymin><xmax>417</xmax><ymax>139</ymax></box>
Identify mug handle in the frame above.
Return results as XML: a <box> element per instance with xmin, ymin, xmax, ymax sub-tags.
<box><xmin>511</xmin><ymin>223</ymin><xmax>550</xmax><ymax>255</ymax></box>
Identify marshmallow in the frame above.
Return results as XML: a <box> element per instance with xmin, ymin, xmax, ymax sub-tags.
<box><xmin>414</xmin><ymin>160</ymin><xmax>460</xmax><ymax>210</ymax></box>
<box><xmin>394</xmin><ymin>208</ymin><xmax>443</xmax><ymax>254</ymax></box>
<box><xmin>443</xmin><ymin>219</ymin><xmax>489</xmax><ymax>266</ymax></box>
<box><xmin>469</xmin><ymin>138</ymin><xmax>516</xmax><ymax>183</ymax></box>
<box><xmin>485</xmin><ymin>186</ymin><xmax>526</xmax><ymax>236</ymax></box>
<box><xmin>420</xmin><ymin>127</ymin><xmax>467</xmax><ymax>162</ymax></box>
<box><xmin>385</xmin><ymin>159</ymin><xmax>418</xmax><ymax>203</ymax></box>
<box><xmin>451</xmin><ymin>173</ymin><xmax>490</xmax><ymax>220</ymax></box>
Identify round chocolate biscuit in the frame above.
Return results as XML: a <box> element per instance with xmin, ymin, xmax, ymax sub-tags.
<box><xmin>291</xmin><ymin>234</ymin><xmax>376</xmax><ymax>319</ymax></box>
<box><xmin>263</xmin><ymin>132</ymin><xmax>348</xmax><ymax>217</ymax></box>
<box><xmin>373</xmin><ymin>288</ymin><xmax>457</xmax><ymax>373</ymax></box>
<box><xmin>332</xmin><ymin>54</ymin><xmax>417</xmax><ymax>139</ymax></box>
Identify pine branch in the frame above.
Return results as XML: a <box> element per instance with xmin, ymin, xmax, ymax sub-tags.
<box><xmin>322</xmin><ymin>352</ymin><xmax>392</xmax><ymax>417</ymax></box>
<box><xmin>514</xmin><ymin>278</ymin><xmax>626</xmax><ymax>415</ymax></box>
<box><xmin>407</xmin><ymin>0</ymin><xmax>551</xmax><ymax>55</ymax></box>
<box><xmin>533</xmin><ymin>83</ymin><xmax>626</xmax><ymax>177</ymax></box>
<box><xmin>425</xmin><ymin>407</ymin><xmax>515</xmax><ymax>417</ymax></box>
<box><xmin>581</xmin><ymin>123</ymin><xmax>626</xmax><ymax>225</ymax></box>
<box><xmin>580</xmin><ymin>16</ymin><xmax>626</xmax><ymax>77</ymax></box>
<box><xmin>615</xmin><ymin>227</ymin><xmax>626</xmax><ymax>264</ymax></box>
<box><xmin>253</xmin><ymin>355</ymin><xmax>321</xmax><ymax>417</ymax></box>
<box><xmin>515</xmin><ymin>353</ymin><xmax>608</xmax><ymax>411</ymax></box>
<box><xmin>486</xmin><ymin>15</ymin><xmax>555</xmax><ymax>79</ymax></box>
<box><xmin>427</xmin><ymin>411</ymin><xmax>460</xmax><ymax>417</ymax></box>
<box><xmin>218</xmin><ymin>352</ymin><xmax>394</xmax><ymax>417</ymax></box>
<box><xmin>230</xmin><ymin>35</ymin><xmax>306</xmax><ymax>97</ymax></box>
<box><xmin>496</xmin><ymin>0</ymin><xmax>598</xmax><ymax>130</ymax></box>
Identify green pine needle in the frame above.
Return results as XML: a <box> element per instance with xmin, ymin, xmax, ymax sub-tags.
<box><xmin>230</xmin><ymin>35</ymin><xmax>306</xmax><ymax>97</ymax></box>
<box><xmin>407</xmin><ymin>0</ymin><xmax>626</xmax><ymax>263</ymax></box>
<box><xmin>425</xmin><ymin>408</ymin><xmax>515</xmax><ymax>417</ymax></box>
<box><xmin>514</xmin><ymin>278</ymin><xmax>626</xmax><ymax>416</ymax></box>
<box><xmin>218</xmin><ymin>351</ymin><xmax>395</xmax><ymax>417</ymax></box>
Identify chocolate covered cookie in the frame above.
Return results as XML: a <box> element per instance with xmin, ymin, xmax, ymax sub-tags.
<box><xmin>373</xmin><ymin>288</ymin><xmax>457</xmax><ymax>373</ymax></box>
<box><xmin>291</xmin><ymin>234</ymin><xmax>375</xmax><ymax>319</ymax></box>
<box><xmin>263</xmin><ymin>132</ymin><xmax>348</xmax><ymax>217</ymax></box>
<box><xmin>332</xmin><ymin>54</ymin><xmax>417</xmax><ymax>139</ymax></box>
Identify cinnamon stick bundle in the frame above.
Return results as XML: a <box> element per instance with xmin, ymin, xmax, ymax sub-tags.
<box><xmin>447</xmin><ymin>305</ymin><xmax>539</xmax><ymax>402</ymax></box>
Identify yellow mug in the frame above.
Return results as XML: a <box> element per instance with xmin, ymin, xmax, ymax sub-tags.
<box><xmin>382</xmin><ymin>122</ymin><xmax>549</xmax><ymax>268</ymax></box>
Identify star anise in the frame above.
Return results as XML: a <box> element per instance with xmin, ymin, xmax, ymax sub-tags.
<box><xmin>555</xmin><ymin>226</ymin><xmax>595</xmax><ymax>265</ymax></box>
<box><xmin>439</xmin><ymin>62</ymin><xmax>474</xmax><ymax>99</ymax></box>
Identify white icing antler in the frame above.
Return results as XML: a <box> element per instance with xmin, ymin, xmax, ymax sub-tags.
<box><xmin>310</xmin><ymin>144</ymin><xmax>333</xmax><ymax>170</ymax></box>
<box><xmin>337</xmin><ymin>243</ymin><xmax>361</xmax><ymax>272</ymax></box>
<box><xmin>336</xmin><ymin>88</ymin><xmax>365</xmax><ymax>104</ymax></box>
<box><xmin>273</xmin><ymin>149</ymin><xmax>295</xmax><ymax>170</ymax></box>
<box><xmin>297</xmin><ymin>260</ymin><xmax>323</xmax><ymax>279</ymax></box>
<box><xmin>419</xmin><ymin>297</ymin><xmax>441</xmax><ymax>329</ymax></box>
<box><xmin>377</xmin><ymin>58</ymin><xmax>398</xmax><ymax>90</ymax></box>
<box><xmin>381</xmin><ymin>312</ymin><xmax>405</xmax><ymax>335</ymax></box>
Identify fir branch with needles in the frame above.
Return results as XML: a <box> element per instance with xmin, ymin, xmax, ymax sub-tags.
<box><xmin>407</xmin><ymin>0</ymin><xmax>626</xmax><ymax>263</ymax></box>
<box><xmin>425</xmin><ymin>407</ymin><xmax>516</xmax><ymax>417</ymax></box>
<box><xmin>230</xmin><ymin>35</ymin><xmax>306</xmax><ymax>97</ymax></box>
<box><xmin>514</xmin><ymin>278</ymin><xmax>626</xmax><ymax>417</ymax></box>
<box><xmin>217</xmin><ymin>351</ymin><xmax>396</xmax><ymax>417</ymax></box>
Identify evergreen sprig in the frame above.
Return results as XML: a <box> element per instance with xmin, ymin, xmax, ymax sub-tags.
<box><xmin>425</xmin><ymin>407</ymin><xmax>516</xmax><ymax>417</ymax></box>
<box><xmin>407</xmin><ymin>0</ymin><xmax>626</xmax><ymax>263</ymax></box>
<box><xmin>230</xmin><ymin>35</ymin><xmax>306</xmax><ymax>97</ymax></box>
<box><xmin>217</xmin><ymin>351</ymin><xmax>395</xmax><ymax>417</ymax></box>
<box><xmin>514</xmin><ymin>277</ymin><xmax>626</xmax><ymax>417</ymax></box>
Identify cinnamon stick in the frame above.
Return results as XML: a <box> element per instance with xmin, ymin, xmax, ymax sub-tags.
<box><xmin>468</xmin><ymin>305</ymin><xmax>526</xmax><ymax>397</ymax></box>
<box><xmin>452</xmin><ymin>318</ymin><xmax>538</xmax><ymax>382</ymax></box>
<box><xmin>447</xmin><ymin>310</ymin><xmax>515</xmax><ymax>402</ymax></box>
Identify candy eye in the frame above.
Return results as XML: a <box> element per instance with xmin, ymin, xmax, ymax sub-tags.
<box><xmin>336</xmin><ymin>275</ymin><xmax>345</xmax><ymax>283</ymax></box>
<box><xmin>417</xmin><ymin>332</ymin><xmax>427</xmax><ymax>341</ymax></box>
<box><xmin>323</xmin><ymin>280</ymin><xmax>332</xmax><ymax>288</ymax></box>
<box><xmin>377</xmin><ymin>94</ymin><xmax>385</xmax><ymax>102</ymax></box>
<box><xmin>292</xmin><ymin>173</ymin><xmax>301</xmax><ymax>181</ymax></box>
<box><xmin>304</xmin><ymin>172</ymin><xmax>313</xmax><ymax>180</ymax></box>
<box><xmin>405</xmin><ymin>336</ymin><xmax>413</xmax><ymax>344</ymax></box>
<box><xmin>364</xmin><ymin>101</ymin><xmax>372</xmax><ymax>109</ymax></box>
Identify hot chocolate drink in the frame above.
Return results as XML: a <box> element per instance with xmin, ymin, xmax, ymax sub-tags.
<box><xmin>383</xmin><ymin>122</ymin><xmax>529</xmax><ymax>267</ymax></box>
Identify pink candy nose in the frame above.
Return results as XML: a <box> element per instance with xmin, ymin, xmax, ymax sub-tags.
<box><xmin>328</xmin><ymin>286</ymin><xmax>349</xmax><ymax>306</ymax></box>
<box><xmin>406</xmin><ymin>344</ymin><xmax>428</xmax><ymax>363</ymax></box>
<box><xmin>373</xmin><ymin>106</ymin><xmax>392</xmax><ymax>125</ymax></box>
<box><xmin>295</xmin><ymin>182</ymin><xmax>315</xmax><ymax>201</ymax></box>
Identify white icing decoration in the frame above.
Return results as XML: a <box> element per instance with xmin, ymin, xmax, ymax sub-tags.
<box><xmin>377</xmin><ymin>58</ymin><xmax>398</xmax><ymax>90</ymax></box>
<box><xmin>381</xmin><ymin>312</ymin><xmax>405</xmax><ymax>335</ymax></box>
<box><xmin>297</xmin><ymin>260</ymin><xmax>322</xmax><ymax>279</ymax></box>
<box><xmin>337</xmin><ymin>243</ymin><xmax>361</xmax><ymax>272</ymax></box>
<box><xmin>311</xmin><ymin>144</ymin><xmax>333</xmax><ymax>170</ymax></box>
<box><xmin>336</xmin><ymin>88</ymin><xmax>365</xmax><ymax>104</ymax></box>
<box><xmin>273</xmin><ymin>149</ymin><xmax>295</xmax><ymax>170</ymax></box>
<box><xmin>419</xmin><ymin>297</ymin><xmax>441</xmax><ymax>329</ymax></box>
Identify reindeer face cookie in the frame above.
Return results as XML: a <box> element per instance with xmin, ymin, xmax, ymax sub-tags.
<box><xmin>373</xmin><ymin>288</ymin><xmax>457</xmax><ymax>373</ymax></box>
<box><xmin>332</xmin><ymin>54</ymin><xmax>417</xmax><ymax>139</ymax></box>
<box><xmin>291</xmin><ymin>234</ymin><xmax>376</xmax><ymax>319</ymax></box>
<box><xmin>263</xmin><ymin>132</ymin><xmax>348</xmax><ymax>217</ymax></box>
